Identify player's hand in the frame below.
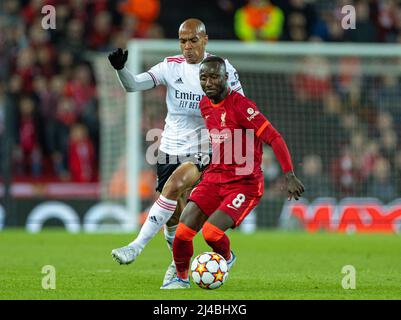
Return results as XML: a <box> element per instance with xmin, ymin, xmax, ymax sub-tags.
<box><xmin>108</xmin><ymin>48</ymin><xmax>128</xmax><ymax>70</ymax></box>
<box><xmin>284</xmin><ymin>171</ymin><xmax>305</xmax><ymax>201</ymax></box>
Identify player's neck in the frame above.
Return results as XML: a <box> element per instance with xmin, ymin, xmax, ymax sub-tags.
<box><xmin>210</xmin><ymin>87</ymin><xmax>229</xmax><ymax>104</ymax></box>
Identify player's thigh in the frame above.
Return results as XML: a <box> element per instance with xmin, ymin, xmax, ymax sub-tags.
<box><xmin>187</xmin><ymin>178</ymin><xmax>221</xmax><ymax>221</ymax></box>
<box><xmin>155</xmin><ymin>162</ymin><xmax>180</xmax><ymax>193</ymax></box>
<box><xmin>206</xmin><ymin>210</ymin><xmax>235</xmax><ymax>232</ymax></box>
<box><xmin>179</xmin><ymin>201</ymin><xmax>209</xmax><ymax>232</ymax></box>
<box><xmin>217</xmin><ymin>181</ymin><xmax>263</xmax><ymax>228</ymax></box>
<box><xmin>162</xmin><ymin>162</ymin><xmax>201</xmax><ymax>196</ymax></box>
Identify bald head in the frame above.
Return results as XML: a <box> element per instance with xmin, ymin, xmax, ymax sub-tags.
<box><xmin>178</xmin><ymin>18</ymin><xmax>208</xmax><ymax>64</ymax></box>
<box><xmin>179</xmin><ymin>18</ymin><xmax>207</xmax><ymax>36</ymax></box>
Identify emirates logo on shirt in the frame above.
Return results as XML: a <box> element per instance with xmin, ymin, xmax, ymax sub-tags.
<box><xmin>221</xmin><ymin>112</ymin><xmax>226</xmax><ymax>127</ymax></box>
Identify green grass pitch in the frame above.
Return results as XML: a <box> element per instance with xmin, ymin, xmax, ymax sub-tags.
<box><xmin>1</xmin><ymin>229</ymin><xmax>400</xmax><ymax>300</ymax></box>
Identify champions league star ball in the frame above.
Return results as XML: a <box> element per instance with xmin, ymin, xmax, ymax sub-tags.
<box><xmin>191</xmin><ymin>252</ymin><xmax>229</xmax><ymax>289</ymax></box>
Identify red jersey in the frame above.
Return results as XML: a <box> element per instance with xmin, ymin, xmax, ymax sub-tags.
<box><xmin>200</xmin><ymin>90</ymin><xmax>272</xmax><ymax>183</ymax></box>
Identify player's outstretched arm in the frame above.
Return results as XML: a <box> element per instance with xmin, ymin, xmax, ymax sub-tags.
<box><xmin>108</xmin><ymin>48</ymin><xmax>155</xmax><ymax>92</ymax></box>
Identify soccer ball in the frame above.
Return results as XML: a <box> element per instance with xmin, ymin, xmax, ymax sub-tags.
<box><xmin>190</xmin><ymin>252</ymin><xmax>229</xmax><ymax>289</ymax></box>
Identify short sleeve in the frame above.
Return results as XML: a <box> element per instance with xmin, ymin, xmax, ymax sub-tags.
<box><xmin>235</xmin><ymin>97</ymin><xmax>271</xmax><ymax>137</ymax></box>
<box><xmin>225</xmin><ymin>59</ymin><xmax>244</xmax><ymax>96</ymax></box>
<box><xmin>147</xmin><ymin>59</ymin><xmax>168</xmax><ymax>86</ymax></box>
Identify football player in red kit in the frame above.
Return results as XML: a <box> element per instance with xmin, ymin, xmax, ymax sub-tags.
<box><xmin>161</xmin><ymin>56</ymin><xmax>305</xmax><ymax>289</ymax></box>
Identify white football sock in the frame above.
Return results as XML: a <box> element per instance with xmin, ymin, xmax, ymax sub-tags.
<box><xmin>129</xmin><ymin>195</ymin><xmax>177</xmax><ymax>251</ymax></box>
<box><xmin>164</xmin><ymin>224</ymin><xmax>177</xmax><ymax>255</ymax></box>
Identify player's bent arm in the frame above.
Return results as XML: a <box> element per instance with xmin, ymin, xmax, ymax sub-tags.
<box><xmin>116</xmin><ymin>67</ymin><xmax>155</xmax><ymax>92</ymax></box>
<box><xmin>258</xmin><ymin>123</ymin><xmax>293</xmax><ymax>173</ymax></box>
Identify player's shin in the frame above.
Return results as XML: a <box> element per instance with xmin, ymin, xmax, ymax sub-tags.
<box><xmin>202</xmin><ymin>221</ymin><xmax>231</xmax><ymax>261</ymax></box>
<box><xmin>164</xmin><ymin>224</ymin><xmax>177</xmax><ymax>254</ymax></box>
<box><xmin>164</xmin><ymin>194</ymin><xmax>185</xmax><ymax>254</ymax></box>
<box><xmin>129</xmin><ymin>195</ymin><xmax>177</xmax><ymax>251</ymax></box>
<box><xmin>173</xmin><ymin>223</ymin><xmax>197</xmax><ymax>280</ymax></box>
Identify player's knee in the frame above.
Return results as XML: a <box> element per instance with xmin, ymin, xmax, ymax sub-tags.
<box><xmin>202</xmin><ymin>221</ymin><xmax>225</xmax><ymax>243</ymax></box>
<box><xmin>162</xmin><ymin>163</ymin><xmax>199</xmax><ymax>199</ymax></box>
<box><xmin>175</xmin><ymin>222</ymin><xmax>197</xmax><ymax>241</ymax></box>
<box><xmin>162</xmin><ymin>177</ymin><xmax>185</xmax><ymax>199</ymax></box>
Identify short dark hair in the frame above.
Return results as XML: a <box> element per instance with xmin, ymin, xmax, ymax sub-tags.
<box><xmin>201</xmin><ymin>56</ymin><xmax>226</xmax><ymax>70</ymax></box>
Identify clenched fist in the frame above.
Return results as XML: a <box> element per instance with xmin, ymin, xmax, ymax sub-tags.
<box><xmin>108</xmin><ymin>48</ymin><xmax>128</xmax><ymax>70</ymax></box>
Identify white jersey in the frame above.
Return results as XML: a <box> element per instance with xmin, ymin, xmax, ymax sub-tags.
<box><xmin>147</xmin><ymin>52</ymin><xmax>243</xmax><ymax>155</ymax></box>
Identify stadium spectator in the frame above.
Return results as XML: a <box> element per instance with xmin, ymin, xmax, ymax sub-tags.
<box><xmin>343</xmin><ymin>0</ymin><xmax>378</xmax><ymax>42</ymax></box>
<box><xmin>36</xmin><ymin>46</ymin><xmax>55</xmax><ymax>79</ymax></box>
<box><xmin>300</xmin><ymin>154</ymin><xmax>333</xmax><ymax>199</ymax></box>
<box><xmin>68</xmin><ymin>123</ymin><xmax>96</xmax><ymax>182</ymax></box>
<box><xmin>372</xmin><ymin>0</ymin><xmax>400</xmax><ymax>42</ymax></box>
<box><xmin>360</xmin><ymin>141</ymin><xmax>381</xmax><ymax>180</ymax></box>
<box><xmin>262</xmin><ymin>147</ymin><xmax>280</xmax><ymax>184</ymax></box>
<box><xmin>1</xmin><ymin>0</ymin><xmax>22</xmax><ymax>26</ymax></box>
<box><xmin>118</xmin><ymin>0</ymin><xmax>160</xmax><ymax>38</ymax></box>
<box><xmin>214</xmin><ymin>0</ymin><xmax>246</xmax><ymax>39</ymax></box>
<box><xmin>330</xmin><ymin>144</ymin><xmax>363</xmax><ymax>196</ymax></box>
<box><xmin>312</xmin><ymin>93</ymin><xmax>345</xmax><ymax>165</ymax></box>
<box><xmin>395</xmin><ymin>6</ymin><xmax>401</xmax><ymax>42</ymax></box>
<box><xmin>339</xmin><ymin>113</ymin><xmax>360</xmax><ymax>138</ymax></box>
<box><xmin>394</xmin><ymin>150</ymin><xmax>401</xmax><ymax>195</ymax></box>
<box><xmin>234</xmin><ymin>0</ymin><xmax>284</xmax><ymax>41</ymax></box>
<box><xmin>64</xmin><ymin>64</ymin><xmax>96</xmax><ymax>117</ymax></box>
<box><xmin>292</xmin><ymin>55</ymin><xmax>332</xmax><ymax>102</ymax></box>
<box><xmin>379</xmin><ymin>129</ymin><xmax>398</xmax><ymax>163</ymax></box>
<box><xmin>372</xmin><ymin>75</ymin><xmax>401</xmax><ymax>120</ymax></box>
<box><xmin>108</xmin><ymin>155</ymin><xmax>157</xmax><ymax>202</ymax></box>
<box><xmin>15</xmin><ymin>46</ymin><xmax>38</xmax><ymax>94</ymax></box>
<box><xmin>51</xmin><ymin>3</ymin><xmax>74</xmax><ymax>46</ymax></box>
<box><xmin>58</xmin><ymin>18</ymin><xmax>86</xmax><ymax>58</ymax></box>
<box><xmin>21</xmin><ymin>0</ymin><xmax>48</xmax><ymax>26</ymax></box>
<box><xmin>376</xmin><ymin>111</ymin><xmax>394</xmax><ymax>133</ymax></box>
<box><xmin>32</xmin><ymin>76</ymin><xmax>55</xmax><ymax>157</ymax></box>
<box><xmin>88</xmin><ymin>11</ymin><xmax>113</xmax><ymax>51</ymax></box>
<box><xmin>56</xmin><ymin>50</ymin><xmax>75</xmax><ymax>79</ymax></box>
<box><xmin>28</xmin><ymin>18</ymin><xmax>51</xmax><ymax>48</ymax></box>
<box><xmin>260</xmin><ymin>147</ymin><xmax>283</xmax><ymax>200</ymax></box>
<box><xmin>14</xmin><ymin>95</ymin><xmax>42</xmax><ymax>177</ymax></box>
<box><xmin>311</xmin><ymin>8</ymin><xmax>344</xmax><ymax>42</ymax></box>
<box><xmin>281</xmin><ymin>0</ymin><xmax>317</xmax><ymax>41</ymax></box>
<box><xmin>335</xmin><ymin>56</ymin><xmax>362</xmax><ymax>105</ymax></box>
<box><xmin>53</xmin><ymin>96</ymin><xmax>77</xmax><ymax>179</ymax></box>
<box><xmin>0</xmin><ymin>82</ymin><xmax>6</xmax><ymax>165</ymax></box>
<box><xmin>367</xmin><ymin>157</ymin><xmax>397</xmax><ymax>202</ymax></box>
<box><xmin>69</xmin><ymin>0</ymin><xmax>89</xmax><ymax>22</ymax></box>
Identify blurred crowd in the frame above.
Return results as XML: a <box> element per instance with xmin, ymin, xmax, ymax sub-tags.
<box><xmin>259</xmin><ymin>56</ymin><xmax>401</xmax><ymax>203</ymax></box>
<box><xmin>0</xmin><ymin>0</ymin><xmax>400</xmax><ymax>203</ymax></box>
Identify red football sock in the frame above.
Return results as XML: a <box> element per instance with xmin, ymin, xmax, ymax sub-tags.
<box><xmin>202</xmin><ymin>221</ymin><xmax>231</xmax><ymax>261</ymax></box>
<box><xmin>173</xmin><ymin>223</ymin><xmax>197</xmax><ymax>280</ymax></box>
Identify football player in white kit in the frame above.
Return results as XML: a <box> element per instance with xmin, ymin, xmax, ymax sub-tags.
<box><xmin>108</xmin><ymin>18</ymin><xmax>244</xmax><ymax>286</ymax></box>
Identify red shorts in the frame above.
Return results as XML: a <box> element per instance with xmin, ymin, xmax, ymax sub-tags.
<box><xmin>188</xmin><ymin>174</ymin><xmax>264</xmax><ymax>228</ymax></box>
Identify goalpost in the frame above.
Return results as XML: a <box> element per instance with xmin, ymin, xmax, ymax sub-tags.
<box><xmin>95</xmin><ymin>40</ymin><xmax>401</xmax><ymax>231</ymax></box>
